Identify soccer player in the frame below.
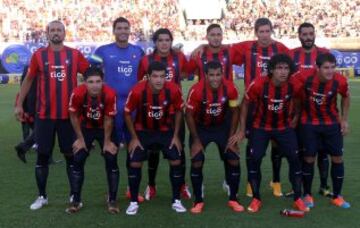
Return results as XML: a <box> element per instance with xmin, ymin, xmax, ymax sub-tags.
<box><xmin>67</xmin><ymin>67</ymin><xmax>119</xmax><ymax>214</ymax></box>
<box><xmin>187</xmin><ymin>23</ymin><xmax>242</xmax><ymax>81</ymax></box>
<box><xmin>232</xmin><ymin>18</ymin><xmax>289</xmax><ymax>197</ymax></box>
<box><xmin>289</xmin><ymin>22</ymin><xmax>332</xmax><ymax>197</ymax></box>
<box><xmin>137</xmin><ymin>28</ymin><xmax>191</xmax><ymax>201</ymax></box>
<box><xmin>295</xmin><ymin>53</ymin><xmax>351</xmax><ymax>209</ymax></box>
<box><xmin>186</xmin><ymin>61</ymin><xmax>243</xmax><ymax>213</ymax></box>
<box><xmin>93</xmin><ymin>17</ymin><xmax>145</xmax><ymax>202</ymax></box>
<box><xmin>229</xmin><ymin>54</ymin><xmax>309</xmax><ymax>213</ymax></box>
<box><xmin>14</xmin><ymin>20</ymin><xmax>89</xmax><ymax>210</ymax></box>
<box><xmin>124</xmin><ymin>61</ymin><xmax>186</xmax><ymax>215</ymax></box>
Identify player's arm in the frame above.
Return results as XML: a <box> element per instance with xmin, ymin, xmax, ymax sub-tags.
<box><xmin>15</xmin><ymin>70</ymin><xmax>35</xmax><ymax>121</ymax></box>
<box><xmin>290</xmin><ymin>98</ymin><xmax>301</xmax><ymax>128</ymax></box>
<box><xmin>69</xmin><ymin>94</ymin><xmax>87</xmax><ymax>153</ymax></box>
<box><xmin>124</xmin><ymin>91</ymin><xmax>144</xmax><ymax>155</ymax></box>
<box><xmin>103</xmin><ymin>92</ymin><xmax>118</xmax><ymax>154</ymax></box>
<box><xmin>340</xmin><ymin>94</ymin><xmax>350</xmax><ymax>136</ymax></box>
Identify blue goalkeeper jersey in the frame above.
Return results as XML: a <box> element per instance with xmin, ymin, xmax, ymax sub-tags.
<box><xmin>94</xmin><ymin>43</ymin><xmax>144</xmax><ymax>99</ymax></box>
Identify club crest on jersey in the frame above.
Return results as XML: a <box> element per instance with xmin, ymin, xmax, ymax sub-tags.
<box><xmin>310</xmin><ymin>92</ymin><xmax>326</xmax><ymax>105</ymax></box>
<box><xmin>206</xmin><ymin>103</ymin><xmax>222</xmax><ymax>116</ymax></box>
<box><xmin>165</xmin><ymin>67</ymin><xmax>174</xmax><ymax>81</ymax></box>
<box><xmin>87</xmin><ymin>107</ymin><xmax>101</xmax><ymax>120</ymax></box>
<box><xmin>148</xmin><ymin>106</ymin><xmax>163</xmax><ymax>120</ymax></box>
<box><xmin>50</xmin><ymin>65</ymin><xmax>66</xmax><ymax>82</ymax></box>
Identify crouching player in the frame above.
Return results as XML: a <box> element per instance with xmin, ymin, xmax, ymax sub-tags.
<box><xmin>67</xmin><ymin>67</ymin><xmax>119</xmax><ymax>214</ymax></box>
<box><xmin>295</xmin><ymin>53</ymin><xmax>351</xmax><ymax>209</ymax></box>
<box><xmin>229</xmin><ymin>54</ymin><xmax>309</xmax><ymax>213</ymax></box>
<box><xmin>124</xmin><ymin>61</ymin><xmax>186</xmax><ymax>215</ymax></box>
<box><xmin>186</xmin><ymin>61</ymin><xmax>244</xmax><ymax>214</ymax></box>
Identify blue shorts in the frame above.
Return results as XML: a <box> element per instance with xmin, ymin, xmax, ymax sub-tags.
<box><xmin>35</xmin><ymin>119</ymin><xmax>75</xmax><ymax>156</ymax></box>
<box><xmin>299</xmin><ymin>124</ymin><xmax>343</xmax><ymax>157</ymax></box>
<box><xmin>114</xmin><ymin>100</ymin><xmax>131</xmax><ymax>144</ymax></box>
<box><xmin>248</xmin><ymin>128</ymin><xmax>299</xmax><ymax>161</ymax></box>
<box><xmin>189</xmin><ymin>123</ymin><xmax>239</xmax><ymax>161</ymax></box>
<box><xmin>129</xmin><ymin>130</ymin><xmax>181</xmax><ymax>162</ymax></box>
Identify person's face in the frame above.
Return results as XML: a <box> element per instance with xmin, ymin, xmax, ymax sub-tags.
<box><xmin>155</xmin><ymin>34</ymin><xmax>172</xmax><ymax>55</ymax></box>
<box><xmin>206</xmin><ymin>68</ymin><xmax>223</xmax><ymax>89</ymax></box>
<box><xmin>47</xmin><ymin>22</ymin><xmax>65</xmax><ymax>44</ymax></box>
<box><xmin>255</xmin><ymin>24</ymin><xmax>272</xmax><ymax>46</ymax></box>
<box><xmin>271</xmin><ymin>63</ymin><xmax>290</xmax><ymax>84</ymax></box>
<box><xmin>149</xmin><ymin>70</ymin><xmax>166</xmax><ymax>91</ymax></box>
<box><xmin>206</xmin><ymin>27</ymin><xmax>223</xmax><ymax>48</ymax></box>
<box><xmin>299</xmin><ymin>27</ymin><xmax>315</xmax><ymax>50</ymax></box>
<box><xmin>318</xmin><ymin>61</ymin><xmax>336</xmax><ymax>81</ymax></box>
<box><xmin>113</xmin><ymin>22</ymin><xmax>130</xmax><ymax>43</ymax></box>
<box><xmin>85</xmin><ymin>75</ymin><xmax>103</xmax><ymax>96</ymax></box>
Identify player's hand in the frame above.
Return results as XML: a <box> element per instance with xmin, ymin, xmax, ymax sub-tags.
<box><xmin>227</xmin><ymin>131</ymin><xmax>245</xmax><ymax>147</ymax></box>
<box><xmin>169</xmin><ymin>135</ymin><xmax>182</xmax><ymax>156</ymax></box>
<box><xmin>14</xmin><ymin>105</ymin><xmax>24</xmax><ymax>122</ymax></box>
<box><xmin>103</xmin><ymin>141</ymin><xmax>118</xmax><ymax>155</ymax></box>
<box><xmin>226</xmin><ymin>142</ymin><xmax>239</xmax><ymax>155</ymax></box>
<box><xmin>72</xmin><ymin>138</ymin><xmax>87</xmax><ymax>153</ymax></box>
<box><xmin>341</xmin><ymin>120</ymin><xmax>349</xmax><ymax>136</ymax></box>
<box><xmin>190</xmin><ymin>138</ymin><xmax>204</xmax><ymax>158</ymax></box>
<box><xmin>190</xmin><ymin>44</ymin><xmax>206</xmax><ymax>59</ymax></box>
<box><xmin>128</xmin><ymin>137</ymin><xmax>144</xmax><ymax>158</ymax></box>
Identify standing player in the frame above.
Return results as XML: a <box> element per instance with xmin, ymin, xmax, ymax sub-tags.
<box><xmin>186</xmin><ymin>61</ymin><xmax>243</xmax><ymax>213</ymax></box>
<box><xmin>228</xmin><ymin>54</ymin><xmax>308</xmax><ymax>213</ymax></box>
<box><xmin>289</xmin><ymin>22</ymin><xmax>332</xmax><ymax>197</ymax></box>
<box><xmin>124</xmin><ymin>61</ymin><xmax>186</xmax><ymax>215</ymax></box>
<box><xmin>67</xmin><ymin>67</ymin><xmax>119</xmax><ymax>214</ymax></box>
<box><xmin>14</xmin><ymin>20</ymin><xmax>89</xmax><ymax>210</ymax></box>
<box><xmin>93</xmin><ymin>17</ymin><xmax>145</xmax><ymax>202</ymax></box>
<box><xmin>295</xmin><ymin>53</ymin><xmax>351</xmax><ymax>209</ymax></box>
<box><xmin>232</xmin><ymin>18</ymin><xmax>289</xmax><ymax>197</ymax></box>
<box><xmin>137</xmin><ymin>28</ymin><xmax>191</xmax><ymax>201</ymax></box>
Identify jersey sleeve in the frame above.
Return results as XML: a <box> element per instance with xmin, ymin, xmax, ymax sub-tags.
<box><xmin>137</xmin><ymin>57</ymin><xmax>148</xmax><ymax>81</ymax></box>
<box><xmin>245</xmin><ymin>79</ymin><xmax>261</xmax><ymax>102</ymax></box>
<box><xmin>172</xmin><ymin>85</ymin><xmax>184</xmax><ymax>111</ymax></box>
<box><xmin>68</xmin><ymin>89</ymin><xmax>82</xmax><ymax>113</ymax></box>
<box><xmin>124</xmin><ymin>89</ymin><xmax>139</xmax><ymax>113</ymax></box>
<box><xmin>338</xmin><ymin>75</ymin><xmax>350</xmax><ymax>98</ymax></box>
<box><xmin>230</xmin><ymin>44</ymin><xmax>244</xmax><ymax>66</ymax></box>
<box><xmin>186</xmin><ymin>56</ymin><xmax>199</xmax><ymax>75</ymax></box>
<box><xmin>227</xmin><ymin>83</ymin><xmax>240</xmax><ymax>107</ymax></box>
<box><xmin>185</xmin><ymin>86</ymin><xmax>200</xmax><ymax>113</ymax></box>
<box><xmin>104</xmin><ymin>90</ymin><xmax>117</xmax><ymax>116</ymax></box>
<box><xmin>77</xmin><ymin>51</ymin><xmax>90</xmax><ymax>74</ymax></box>
<box><xmin>27</xmin><ymin>53</ymin><xmax>39</xmax><ymax>79</ymax></box>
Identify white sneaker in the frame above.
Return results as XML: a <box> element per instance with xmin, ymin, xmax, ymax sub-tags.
<box><xmin>30</xmin><ymin>196</ymin><xmax>48</xmax><ymax>210</ymax></box>
<box><xmin>171</xmin><ymin>199</ymin><xmax>187</xmax><ymax>213</ymax></box>
<box><xmin>126</xmin><ymin>202</ymin><xmax>139</xmax><ymax>215</ymax></box>
<box><xmin>222</xmin><ymin>180</ymin><xmax>230</xmax><ymax>196</ymax></box>
<box><xmin>69</xmin><ymin>195</ymin><xmax>83</xmax><ymax>208</ymax></box>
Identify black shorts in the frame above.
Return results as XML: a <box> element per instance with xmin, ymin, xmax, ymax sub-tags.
<box><xmin>189</xmin><ymin>123</ymin><xmax>239</xmax><ymax>161</ymax></box>
<box><xmin>248</xmin><ymin>128</ymin><xmax>299</xmax><ymax>161</ymax></box>
<box><xmin>129</xmin><ymin>130</ymin><xmax>181</xmax><ymax>162</ymax></box>
<box><xmin>35</xmin><ymin>118</ymin><xmax>75</xmax><ymax>155</ymax></box>
<box><xmin>245</xmin><ymin>102</ymin><xmax>256</xmax><ymax>138</ymax></box>
<box><xmin>82</xmin><ymin>127</ymin><xmax>118</xmax><ymax>152</ymax></box>
<box><xmin>299</xmin><ymin>124</ymin><xmax>343</xmax><ymax>157</ymax></box>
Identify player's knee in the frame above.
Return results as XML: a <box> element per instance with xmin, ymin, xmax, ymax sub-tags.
<box><xmin>36</xmin><ymin>153</ymin><xmax>50</xmax><ymax>166</ymax></box>
<box><xmin>227</xmin><ymin>159</ymin><xmax>239</xmax><ymax>166</ymax></box>
<box><xmin>129</xmin><ymin>161</ymin><xmax>142</xmax><ymax>168</ymax></box>
<box><xmin>191</xmin><ymin>152</ymin><xmax>204</xmax><ymax>163</ymax></box>
<box><xmin>169</xmin><ymin>159</ymin><xmax>181</xmax><ymax>166</ymax></box>
<box><xmin>304</xmin><ymin>156</ymin><xmax>315</xmax><ymax>164</ymax></box>
<box><xmin>331</xmin><ymin>156</ymin><xmax>343</xmax><ymax>164</ymax></box>
<box><xmin>104</xmin><ymin>153</ymin><xmax>119</xmax><ymax>169</ymax></box>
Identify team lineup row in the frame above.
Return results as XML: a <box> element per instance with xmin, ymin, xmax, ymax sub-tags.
<box><xmin>14</xmin><ymin>17</ymin><xmax>350</xmax><ymax>215</ymax></box>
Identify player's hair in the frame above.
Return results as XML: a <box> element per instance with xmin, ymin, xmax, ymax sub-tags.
<box><xmin>297</xmin><ymin>22</ymin><xmax>315</xmax><ymax>34</ymax></box>
<box><xmin>268</xmin><ymin>54</ymin><xmax>295</xmax><ymax>78</ymax></box>
<box><xmin>205</xmin><ymin>61</ymin><xmax>223</xmax><ymax>74</ymax></box>
<box><xmin>152</xmin><ymin>28</ymin><xmax>173</xmax><ymax>43</ymax></box>
<box><xmin>46</xmin><ymin>20</ymin><xmax>65</xmax><ymax>32</ymax></box>
<box><xmin>112</xmin><ymin>17</ymin><xmax>130</xmax><ymax>30</ymax></box>
<box><xmin>148</xmin><ymin>61</ymin><xmax>167</xmax><ymax>75</ymax></box>
<box><xmin>316</xmin><ymin>53</ymin><xmax>336</xmax><ymax>67</ymax></box>
<box><xmin>206</xmin><ymin>24</ymin><xmax>222</xmax><ymax>34</ymax></box>
<box><xmin>83</xmin><ymin>66</ymin><xmax>104</xmax><ymax>80</ymax></box>
<box><xmin>254</xmin><ymin>17</ymin><xmax>273</xmax><ymax>32</ymax></box>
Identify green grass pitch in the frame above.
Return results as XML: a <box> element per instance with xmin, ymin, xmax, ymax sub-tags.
<box><xmin>0</xmin><ymin>80</ymin><xmax>359</xmax><ymax>228</ymax></box>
